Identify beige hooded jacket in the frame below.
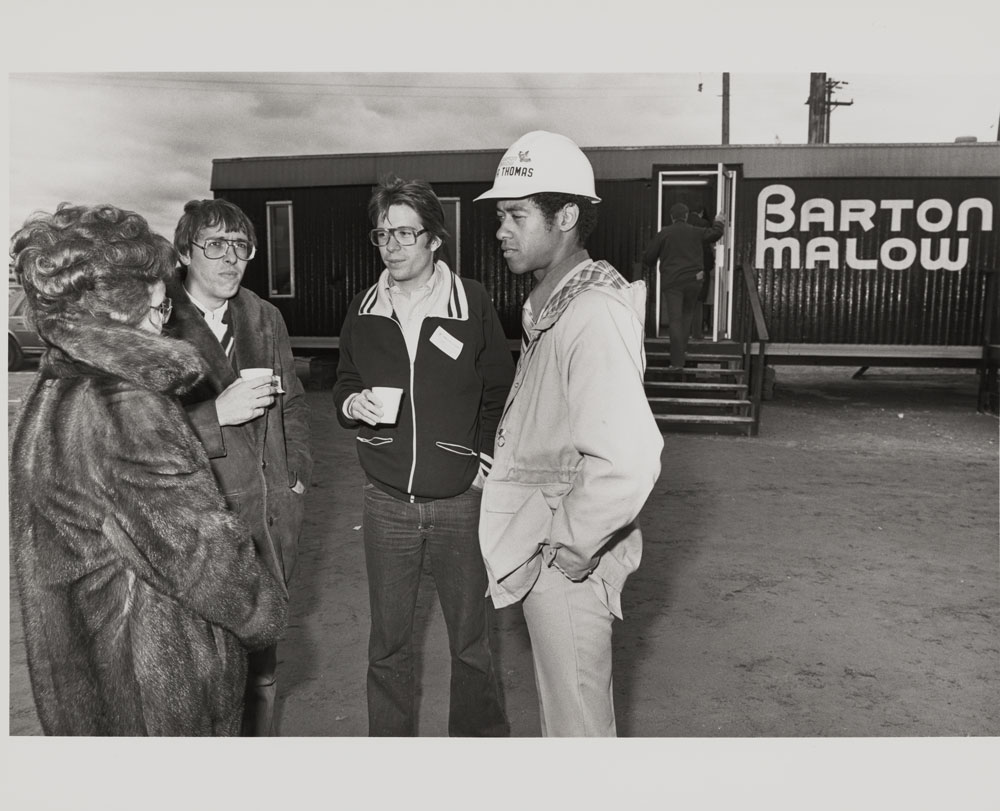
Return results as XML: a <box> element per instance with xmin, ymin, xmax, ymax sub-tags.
<box><xmin>479</xmin><ymin>259</ymin><xmax>663</xmax><ymax>619</ymax></box>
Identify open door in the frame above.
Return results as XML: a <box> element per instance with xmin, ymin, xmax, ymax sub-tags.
<box><xmin>652</xmin><ymin>165</ymin><xmax>736</xmax><ymax>340</ymax></box>
<box><xmin>711</xmin><ymin>167</ymin><xmax>737</xmax><ymax>340</ymax></box>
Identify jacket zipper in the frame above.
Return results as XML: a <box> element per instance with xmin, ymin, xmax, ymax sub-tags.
<box><xmin>405</xmin><ymin>356</ymin><xmax>417</xmax><ymax>502</ymax></box>
<box><xmin>387</xmin><ymin>313</ymin><xmax>420</xmax><ymax>502</ymax></box>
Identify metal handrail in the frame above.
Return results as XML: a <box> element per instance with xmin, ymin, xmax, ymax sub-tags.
<box><xmin>977</xmin><ymin>268</ymin><xmax>999</xmax><ymax>414</ymax></box>
<box><xmin>735</xmin><ymin>264</ymin><xmax>770</xmax><ymax>435</ymax></box>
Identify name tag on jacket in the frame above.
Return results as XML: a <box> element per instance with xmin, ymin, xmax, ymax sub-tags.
<box><xmin>430</xmin><ymin>326</ymin><xmax>463</xmax><ymax>359</ymax></box>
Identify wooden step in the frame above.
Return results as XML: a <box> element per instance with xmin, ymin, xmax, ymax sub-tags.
<box><xmin>649</xmin><ymin>403</ymin><xmax>751</xmax><ymax>416</ymax></box>
<box><xmin>654</xmin><ymin>413</ymin><xmax>756</xmax><ymax>424</ymax></box>
<box><xmin>646</xmin><ymin>352</ymin><xmax>742</xmax><ymax>364</ymax></box>
<box><xmin>645</xmin><ymin>338</ymin><xmax>741</xmax><ymax>348</ymax></box>
<box><xmin>645</xmin><ymin>367</ymin><xmax>745</xmax><ymax>380</ymax></box>
<box><xmin>645</xmin><ymin>381</ymin><xmax>748</xmax><ymax>393</ymax></box>
<box><xmin>647</xmin><ymin>397</ymin><xmax>751</xmax><ymax>407</ymax></box>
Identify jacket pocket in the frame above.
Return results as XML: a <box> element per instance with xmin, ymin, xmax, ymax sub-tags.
<box><xmin>435</xmin><ymin>442</ymin><xmax>476</xmax><ymax>457</ymax></box>
<box><xmin>481</xmin><ymin>483</ymin><xmax>555</xmax><ymax>583</ymax></box>
<box><xmin>357</xmin><ymin>436</ymin><xmax>393</xmax><ymax>447</ymax></box>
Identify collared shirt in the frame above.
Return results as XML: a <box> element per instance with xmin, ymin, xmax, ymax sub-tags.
<box><xmin>383</xmin><ymin>261</ymin><xmax>449</xmax><ymax>361</ymax></box>
<box><xmin>185</xmin><ymin>288</ymin><xmax>230</xmax><ymax>346</ymax></box>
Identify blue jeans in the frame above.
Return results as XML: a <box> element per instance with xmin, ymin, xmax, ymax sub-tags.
<box><xmin>362</xmin><ymin>483</ymin><xmax>509</xmax><ymax>736</ymax></box>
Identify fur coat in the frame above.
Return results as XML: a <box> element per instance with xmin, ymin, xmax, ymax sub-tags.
<box><xmin>8</xmin><ymin>314</ymin><xmax>288</xmax><ymax>736</ymax></box>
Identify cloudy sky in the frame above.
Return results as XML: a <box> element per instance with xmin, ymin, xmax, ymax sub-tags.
<box><xmin>10</xmin><ymin>71</ymin><xmax>998</xmax><ymax>240</ymax></box>
<box><xmin>6</xmin><ymin>0</ymin><xmax>998</xmax><ymax>242</ymax></box>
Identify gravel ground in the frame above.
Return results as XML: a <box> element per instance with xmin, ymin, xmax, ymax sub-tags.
<box><xmin>6</xmin><ymin>362</ymin><xmax>998</xmax><ymax>806</ymax></box>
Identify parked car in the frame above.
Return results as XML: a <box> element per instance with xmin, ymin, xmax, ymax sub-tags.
<box><xmin>9</xmin><ymin>285</ymin><xmax>46</xmax><ymax>371</ymax></box>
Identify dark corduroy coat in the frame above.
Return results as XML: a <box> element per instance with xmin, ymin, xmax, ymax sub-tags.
<box><xmin>8</xmin><ymin>316</ymin><xmax>288</xmax><ymax>736</ymax></box>
<box><xmin>165</xmin><ymin>281</ymin><xmax>312</xmax><ymax>592</ymax></box>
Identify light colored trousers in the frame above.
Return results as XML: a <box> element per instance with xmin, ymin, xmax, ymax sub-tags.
<box><xmin>521</xmin><ymin>561</ymin><xmax>617</xmax><ymax>736</ymax></box>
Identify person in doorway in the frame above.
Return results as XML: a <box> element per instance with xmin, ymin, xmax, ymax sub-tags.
<box><xmin>167</xmin><ymin>198</ymin><xmax>312</xmax><ymax>736</ymax></box>
<box><xmin>642</xmin><ymin>201</ymin><xmax>726</xmax><ymax>369</ymax></box>
<box><xmin>475</xmin><ymin>130</ymin><xmax>663</xmax><ymax>736</ymax></box>
<box><xmin>687</xmin><ymin>205</ymin><xmax>718</xmax><ymax>339</ymax></box>
<box><xmin>333</xmin><ymin>175</ymin><xmax>513</xmax><ymax>737</ymax></box>
<box><xmin>8</xmin><ymin>203</ymin><xmax>287</xmax><ymax>735</ymax></box>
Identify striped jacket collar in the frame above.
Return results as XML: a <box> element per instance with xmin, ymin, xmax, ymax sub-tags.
<box><xmin>528</xmin><ymin>259</ymin><xmax>632</xmax><ymax>338</ymax></box>
<box><xmin>358</xmin><ymin>261</ymin><xmax>469</xmax><ymax>322</ymax></box>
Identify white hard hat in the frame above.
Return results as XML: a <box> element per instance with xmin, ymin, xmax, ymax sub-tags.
<box><xmin>475</xmin><ymin>130</ymin><xmax>601</xmax><ymax>203</ymax></box>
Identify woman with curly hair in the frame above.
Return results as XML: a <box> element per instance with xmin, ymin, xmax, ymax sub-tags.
<box><xmin>8</xmin><ymin>203</ymin><xmax>288</xmax><ymax>736</ymax></box>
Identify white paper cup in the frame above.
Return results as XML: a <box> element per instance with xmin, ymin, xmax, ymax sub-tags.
<box><xmin>240</xmin><ymin>367</ymin><xmax>285</xmax><ymax>393</ymax></box>
<box><xmin>371</xmin><ymin>386</ymin><xmax>404</xmax><ymax>424</ymax></box>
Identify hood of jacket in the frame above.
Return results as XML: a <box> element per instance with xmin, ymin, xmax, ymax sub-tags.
<box><xmin>35</xmin><ymin>313</ymin><xmax>205</xmax><ymax>396</ymax></box>
<box><xmin>528</xmin><ymin>259</ymin><xmax>647</xmax><ymax>343</ymax></box>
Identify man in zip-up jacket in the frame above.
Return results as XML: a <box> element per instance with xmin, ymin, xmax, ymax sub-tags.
<box><xmin>333</xmin><ymin>175</ymin><xmax>513</xmax><ymax>736</ymax></box>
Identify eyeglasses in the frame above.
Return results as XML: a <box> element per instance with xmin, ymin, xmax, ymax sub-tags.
<box><xmin>150</xmin><ymin>297</ymin><xmax>173</xmax><ymax>321</ymax></box>
<box><xmin>190</xmin><ymin>238</ymin><xmax>256</xmax><ymax>261</ymax></box>
<box><xmin>369</xmin><ymin>227</ymin><xmax>427</xmax><ymax>247</ymax></box>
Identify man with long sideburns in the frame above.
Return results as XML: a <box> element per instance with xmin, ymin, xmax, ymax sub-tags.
<box><xmin>334</xmin><ymin>175</ymin><xmax>512</xmax><ymax>736</ymax></box>
<box><xmin>167</xmin><ymin>198</ymin><xmax>312</xmax><ymax>736</ymax></box>
<box><xmin>476</xmin><ymin>131</ymin><xmax>663</xmax><ymax>736</ymax></box>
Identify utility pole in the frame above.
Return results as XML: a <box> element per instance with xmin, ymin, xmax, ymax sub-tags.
<box><xmin>806</xmin><ymin>73</ymin><xmax>853</xmax><ymax>143</ymax></box>
<box><xmin>721</xmin><ymin>72</ymin><xmax>730</xmax><ymax>144</ymax></box>
<box><xmin>807</xmin><ymin>73</ymin><xmax>826</xmax><ymax>143</ymax></box>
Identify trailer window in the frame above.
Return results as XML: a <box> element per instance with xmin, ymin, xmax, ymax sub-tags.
<box><xmin>266</xmin><ymin>201</ymin><xmax>295</xmax><ymax>297</ymax></box>
<box><xmin>440</xmin><ymin>197</ymin><xmax>460</xmax><ymax>274</ymax></box>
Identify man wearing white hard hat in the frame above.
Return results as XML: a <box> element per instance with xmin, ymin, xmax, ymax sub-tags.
<box><xmin>476</xmin><ymin>130</ymin><xmax>663</xmax><ymax>736</ymax></box>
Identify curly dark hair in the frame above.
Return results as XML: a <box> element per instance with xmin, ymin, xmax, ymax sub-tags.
<box><xmin>10</xmin><ymin>203</ymin><xmax>176</xmax><ymax>330</ymax></box>
<box><xmin>530</xmin><ymin>192</ymin><xmax>599</xmax><ymax>247</ymax></box>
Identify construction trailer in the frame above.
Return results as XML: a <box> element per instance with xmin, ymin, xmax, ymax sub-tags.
<box><xmin>211</xmin><ymin>141</ymin><xmax>999</xmax><ymax>431</ymax></box>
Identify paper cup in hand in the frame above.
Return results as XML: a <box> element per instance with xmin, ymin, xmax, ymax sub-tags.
<box><xmin>240</xmin><ymin>367</ymin><xmax>285</xmax><ymax>394</ymax></box>
<box><xmin>372</xmin><ymin>387</ymin><xmax>403</xmax><ymax>424</ymax></box>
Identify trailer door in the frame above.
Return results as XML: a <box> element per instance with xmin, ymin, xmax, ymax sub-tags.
<box><xmin>712</xmin><ymin>166</ymin><xmax>737</xmax><ymax>340</ymax></box>
<box><xmin>653</xmin><ymin>167</ymin><xmax>735</xmax><ymax>339</ymax></box>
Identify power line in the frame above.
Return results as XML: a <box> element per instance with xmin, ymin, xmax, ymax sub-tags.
<box><xmin>11</xmin><ymin>73</ymin><xmax>765</xmax><ymax>102</ymax></box>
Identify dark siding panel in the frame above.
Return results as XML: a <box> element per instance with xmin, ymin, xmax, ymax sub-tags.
<box><xmin>218</xmin><ymin>167</ymin><xmax>998</xmax><ymax>348</ymax></box>
<box><xmin>216</xmin><ymin>185</ymin><xmax>381</xmax><ymax>338</ymax></box>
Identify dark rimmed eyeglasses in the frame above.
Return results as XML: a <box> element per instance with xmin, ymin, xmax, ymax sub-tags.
<box><xmin>190</xmin><ymin>238</ymin><xmax>256</xmax><ymax>261</ymax></box>
<box><xmin>369</xmin><ymin>227</ymin><xmax>427</xmax><ymax>247</ymax></box>
<box><xmin>150</xmin><ymin>297</ymin><xmax>173</xmax><ymax>321</ymax></box>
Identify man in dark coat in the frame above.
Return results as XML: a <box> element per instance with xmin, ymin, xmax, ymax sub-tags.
<box><xmin>167</xmin><ymin>198</ymin><xmax>313</xmax><ymax>736</ymax></box>
<box><xmin>642</xmin><ymin>202</ymin><xmax>726</xmax><ymax>369</ymax></box>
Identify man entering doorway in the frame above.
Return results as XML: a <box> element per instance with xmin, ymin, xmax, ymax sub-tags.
<box><xmin>642</xmin><ymin>202</ymin><xmax>726</xmax><ymax>369</ymax></box>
